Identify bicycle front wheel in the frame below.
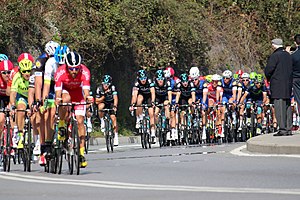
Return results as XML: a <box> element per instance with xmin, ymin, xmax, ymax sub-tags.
<box><xmin>72</xmin><ymin>121</ymin><xmax>80</xmax><ymax>175</ymax></box>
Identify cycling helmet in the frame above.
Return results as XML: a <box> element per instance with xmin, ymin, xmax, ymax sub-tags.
<box><xmin>17</xmin><ymin>53</ymin><xmax>34</xmax><ymax>63</ymax></box>
<box><xmin>0</xmin><ymin>60</ymin><xmax>14</xmax><ymax>71</ymax></box>
<box><xmin>235</xmin><ymin>70</ymin><xmax>244</xmax><ymax>77</ymax></box>
<box><xmin>54</xmin><ymin>45</ymin><xmax>70</xmax><ymax>64</ymax></box>
<box><xmin>164</xmin><ymin>69</ymin><xmax>171</xmax><ymax>78</ymax></box>
<box><xmin>66</xmin><ymin>51</ymin><xmax>81</xmax><ymax>67</ymax></box>
<box><xmin>205</xmin><ymin>74</ymin><xmax>213</xmax><ymax>83</ymax></box>
<box><xmin>249</xmin><ymin>72</ymin><xmax>257</xmax><ymax>80</ymax></box>
<box><xmin>102</xmin><ymin>74</ymin><xmax>112</xmax><ymax>85</ymax></box>
<box><xmin>45</xmin><ymin>41</ymin><xmax>60</xmax><ymax>56</ymax></box>
<box><xmin>137</xmin><ymin>69</ymin><xmax>147</xmax><ymax>80</ymax></box>
<box><xmin>19</xmin><ymin>59</ymin><xmax>33</xmax><ymax>72</ymax></box>
<box><xmin>222</xmin><ymin>70</ymin><xmax>232</xmax><ymax>78</ymax></box>
<box><xmin>233</xmin><ymin>73</ymin><xmax>239</xmax><ymax>80</ymax></box>
<box><xmin>189</xmin><ymin>66</ymin><xmax>200</xmax><ymax>79</ymax></box>
<box><xmin>180</xmin><ymin>73</ymin><xmax>189</xmax><ymax>82</ymax></box>
<box><xmin>165</xmin><ymin>67</ymin><xmax>175</xmax><ymax>77</ymax></box>
<box><xmin>156</xmin><ymin>69</ymin><xmax>165</xmax><ymax>80</ymax></box>
<box><xmin>241</xmin><ymin>72</ymin><xmax>250</xmax><ymax>79</ymax></box>
<box><xmin>0</xmin><ymin>54</ymin><xmax>8</xmax><ymax>61</ymax></box>
<box><xmin>212</xmin><ymin>74</ymin><xmax>221</xmax><ymax>81</ymax></box>
<box><xmin>255</xmin><ymin>74</ymin><xmax>264</xmax><ymax>83</ymax></box>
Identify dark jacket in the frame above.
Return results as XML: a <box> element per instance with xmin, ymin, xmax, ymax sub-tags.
<box><xmin>292</xmin><ymin>47</ymin><xmax>300</xmax><ymax>79</ymax></box>
<box><xmin>264</xmin><ymin>47</ymin><xmax>293</xmax><ymax>99</ymax></box>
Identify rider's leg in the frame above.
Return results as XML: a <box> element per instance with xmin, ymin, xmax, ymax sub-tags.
<box><xmin>110</xmin><ymin>114</ymin><xmax>118</xmax><ymax>146</ymax></box>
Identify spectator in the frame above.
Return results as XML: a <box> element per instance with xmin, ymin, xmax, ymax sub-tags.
<box><xmin>265</xmin><ymin>38</ymin><xmax>293</xmax><ymax>136</ymax></box>
<box><xmin>292</xmin><ymin>34</ymin><xmax>300</xmax><ymax>113</ymax></box>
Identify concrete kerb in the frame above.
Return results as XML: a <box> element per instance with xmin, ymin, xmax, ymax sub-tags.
<box><xmin>89</xmin><ymin>136</ymin><xmax>141</xmax><ymax>146</ymax></box>
<box><xmin>246</xmin><ymin>132</ymin><xmax>300</xmax><ymax>154</ymax></box>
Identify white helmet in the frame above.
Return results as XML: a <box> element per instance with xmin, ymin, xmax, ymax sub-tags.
<box><xmin>189</xmin><ymin>67</ymin><xmax>200</xmax><ymax>79</ymax></box>
<box><xmin>241</xmin><ymin>72</ymin><xmax>250</xmax><ymax>79</ymax></box>
<box><xmin>222</xmin><ymin>70</ymin><xmax>232</xmax><ymax>78</ymax></box>
<box><xmin>45</xmin><ymin>41</ymin><xmax>59</xmax><ymax>56</ymax></box>
<box><xmin>212</xmin><ymin>74</ymin><xmax>221</xmax><ymax>81</ymax></box>
<box><xmin>164</xmin><ymin>69</ymin><xmax>171</xmax><ymax>78</ymax></box>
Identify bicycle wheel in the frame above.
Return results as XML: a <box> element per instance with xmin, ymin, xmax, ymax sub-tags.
<box><xmin>67</xmin><ymin>152</ymin><xmax>74</xmax><ymax>175</ymax></box>
<box><xmin>250</xmin><ymin>112</ymin><xmax>256</xmax><ymax>138</ymax></box>
<box><xmin>72</xmin><ymin>121</ymin><xmax>80</xmax><ymax>175</ymax></box>
<box><xmin>140</xmin><ymin>128</ymin><xmax>145</xmax><ymax>149</ymax></box>
<box><xmin>26</xmin><ymin>121</ymin><xmax>32</xmax><ymax>172</ymax></box>
<box><xmin>110</xmin><ymin>134</ymin><xmax>114</xmax><ymax>152</ymax></box>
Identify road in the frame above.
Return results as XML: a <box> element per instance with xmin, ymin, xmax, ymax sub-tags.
<box><xmin>1</xmin><ymin>142</ymin><xmax>300</xmax><ymax>200</ymax></box>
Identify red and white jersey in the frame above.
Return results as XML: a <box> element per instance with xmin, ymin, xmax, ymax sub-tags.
<box><xmin>54</xmin><ymin>64</ymin><xmax>91</xmax><ymax>92</ymax></box>
<box><xmin>207</xmin><ymin>82</ymin><xmax>222</xmax><ymax>101</ymax></box>
<box><xmin>7</xmin><ymin>66</ymin><xmax>19</xmax><ymax>87</ymax></box>
<box><xmin>0</xmin><ymin>77</ymin><xmax>7</xmax><ymax>96</ymax></box>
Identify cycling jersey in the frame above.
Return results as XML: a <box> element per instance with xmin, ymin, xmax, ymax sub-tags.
<box><xmin>133</xmin><ymin>78</ymin><xmax>154</xmax><ymax>96</ymax></box>
<box><xmin>175</xmin><ymin>81</ymin><xmax>196</xmax><ymax>104</ymax></box>
<box><xmin>11</xmin><ymin>72</ymin><xmax>29</xmax><ymax>97</ymax></box>
<box><xmin>207</xmin><ymin>82</ymin><xmax>222</xmax><ymax>102</ymax></box>
<box><xmin>55</xmin><ymin>64</ymin><xmax>91</xmax><ymax>92</ymax></box>
<box><xmin>0</xmin><ymin>76</ymin><xmax>7</xmax><ymax>96</ymax></box>
<box><xmin>194</xmin><ymin>79</ymin><xmax>208</xmax><ymax>102</ymax></box>
<box><xmin>153</xmin><ymin>79</ymin><xmax>172</xmax><ymax>104</ymax></box>
<box><xmin>246</xmin><ymin>85</ymin><xmax>267</xmax><ymax>102</ymax></box>
<box><xmin>95</xmin><ymin>84</ymin><xmax>117</xmax><ymax>103</ymax></box>
<box><xmin>219</xmin><ymin>78</ymin><xmax>239</xmax><ymax>103</ymax></box>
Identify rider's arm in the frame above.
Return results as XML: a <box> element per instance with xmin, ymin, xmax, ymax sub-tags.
<box><xmin>232</xmin><ymin>86</ymin><xmax>237</xmax><ymax>102</ymax></box>
<box><xmin>202</xmin><ymin>85</ymin><xmax>208</xmax><ymax>105</ymax></box>
<box><xmin>131</xmin><ymin>86</ymin><xmax>138</xmax><ymax>105</ymax></box>
<box><xmin>262</xmin><ymin>92</ymin><xmax>267</xmax><ymax>104</ymax></box>
<box><xmin>113</xmin><ymin>93</ymin><xmax>118</xmax><ymax>108</ymax></box>
<box><xmin>239</xmin><ymin>91</ymin><xmax>248</xmax><ymax>104</ymax></box>
<box><xmin>150</xmin><ymin>87</ymin><xmax>155</xmax><ymax>103</ymax></box>
<box><xmin>191</xmin><ymin>91</ymin><xmax>196</xmax><ymax>104</ymax></box>
<box><xmin>216</xmin><ymin>85</ymin><xmax>222</xmax><ymax>103</ymax></box>
<box><xmin>236</xmin><ymin>84</ymin><xmax>243</xmax><ymax>103</ymax></box>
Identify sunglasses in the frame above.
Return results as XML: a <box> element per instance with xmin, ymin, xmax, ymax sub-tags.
<box><xmin>243</xmin><ymin>79</ymin><xmax>249</xmax><ymax>82</ymax></box>
<box><xmin>192</xmin><ymin>78</ymin><xmax>199</xmax><ymax>82</ymax></box>
<box><xmin>156</xmin><ymin>78</ymin><xmax>164</xmax><ymax>81</ymax></box>
<box><xmin>68</xmin><ymin>67</ymin><xmax>80</xmax><ymax>71</ymax></box>
<box><xmin>139</xmin><ymin>77</ymin><xmax>147</xmax><ymax>81</ymax></box>
<box><xmin>255</xmin><ymin>82</ymin><xmax>262</xmax><ymax>85</ymax></box>
<box><xmin>21</xmin><ymin>70</ymin><xmax>31</xmax><ymax>74</ymax></box>
<box><xmin>1</xmin><ymin>70</ymin><xmax>11</xmax><ymax>75</ymax></box>
<box><xmin>224</xmin><ymin>77</ymin><xmax>231</xmax><ymax>80</ymax></box>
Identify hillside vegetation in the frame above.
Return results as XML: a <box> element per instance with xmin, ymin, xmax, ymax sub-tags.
<box><xmin>1</xmin><ymin>0</ymin><xmax>299</xmax><ymax>131</ymax></box>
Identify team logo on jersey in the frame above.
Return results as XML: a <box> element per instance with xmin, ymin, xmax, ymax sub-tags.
<box><xmin>35</xmin><ymin>61</ymin><xmax>41</xmax><ymax>68</ymax></box>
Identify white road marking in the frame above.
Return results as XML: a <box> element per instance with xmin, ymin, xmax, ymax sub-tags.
<box><xmin>0</xmin><ymin>172</ymin><xmax>300</xmax><ymax>195</ymax></box>
<box><xmin>231</xmin><ymin>145</ymin><xmax>300</xmax><ymax>158</ymax></box>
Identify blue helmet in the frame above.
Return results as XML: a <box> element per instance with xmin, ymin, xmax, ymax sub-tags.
<box><xmin>54</xmin><ymin>45</ymin><xmax>70</xmax><ymax>64</ymax></box>
<box><xmin>180</xmin><ymin>73</ymin><xmax>189</xmax><ymax>82</ymax></box>
<box><xmin>0</xmin><ymin>54</ymin><xmax>8</xmax><ymax>61</ymax></box>
<box><xmin>156</xmin><ymin>70</ymin><xmax>165</xmax><ymax>80</ymax></box>
<box><xmin>102</xmin><ymin>74</ymin><xmax>112</xmax><ymax>85</ymax></box>
<box><xmin>137</xmin><ymin>69</ymin><xmax>147</xmax><ymax>80</ymax></box>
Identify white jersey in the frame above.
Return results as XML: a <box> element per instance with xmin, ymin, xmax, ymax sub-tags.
<box><xmin>44</xmin><ymin>57</ymin><xmax>59</xmax><ymax>82</ymax></box>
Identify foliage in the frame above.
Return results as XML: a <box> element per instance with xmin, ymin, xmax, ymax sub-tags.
<box><xmin>1</xmin><ymin>0</ymin><xmax>300</xmax><ymax>130</ymax></box>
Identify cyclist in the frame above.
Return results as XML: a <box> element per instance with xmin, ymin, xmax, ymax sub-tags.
<box><xmin>234</xmin><ymin>70</ymin><xmax>244</xmax><ymax>83</ymax></box>
<box><xmin>249</xmin><ymin>72</ymin><xmax>257</xmax><ymax>84</ymax></box>
<box><xmin>0</xmin><ymin>60</ymin><xmax>14</xmax><ymax>141</ymax></box>
<box><xmin>95</xmin><ymin>74</ymin><xmax>119</xmax><ymax>146</ymax></box>
<box><xmin>129</xmin><ymin>69</ymin><xmax>156</xmax><ymax>143</ymax></box>
<box><xmin>38</xmin><ymin>44</ymin><xmax>65</xmax><ymax>165</ymax></box>
<box><xmin>189</xmin><ymin>67</ymin><xmax>208</xmax><ymax>140</ymax></box>
<box><xmin>237</xmin><ymin>72</ymin><xmax>252</xmax><ymax>130</ymax></box>
<box><xmin>175</xmin><ymin>73</ymin><xmax>196</xmax><ymax>139</ymax></box>
<box><xmin>9</xmin><ymin>59</ymin><xmax>33</xmax><ymax>149</ymax></box>
<box><xmin>55</xmin><ymin>51</ymin><xmax>91</xmax><ymax>168</ymax></box>
<box><xmin>153</xmin><ymin>70</ymin><xmax>172</xmax><ymax>140</ymax></box>
<box><xmin>164</xmin><ymin>66</ymin><xmax>180</xmax><ymax>141</ymax></box>
<box><xmin>217</xmin><ymin>70</ymin><xmax>240</xmax><ymax>137</ymax></box>
<box><xmin>239</xmin><ymin>74</ymin><xmax>268</xmax><ymax>134</ymax></box>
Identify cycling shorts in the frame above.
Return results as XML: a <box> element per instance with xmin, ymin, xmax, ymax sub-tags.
<box><xmin>155</xmin><ymin>95</ymin><xmax>168</xmax><ymax>105</ymax></box>
<box><xmin>222</xmin><ymin>93</ymin><xmax>233</xmax><ymax>104</ymax></box>
<box><xmin>62</xmin><ymin>89</ymin><xmax>86</xmax><ymax>116</ymax></box>
<box><xmin>138</xmin><ymin>93</ymin><xmax>152</xmax><ymax>105</ymax></box>
<box><xmin>16</xmin><ymin>93</ymin><xmax>28</xmax><ymax>106</ymax></box>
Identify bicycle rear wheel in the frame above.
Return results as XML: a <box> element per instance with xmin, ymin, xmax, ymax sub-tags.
<box><xmin>84</xmin><ymin>130</ymin><xmax>90</xmax><ymax>154</ymax></box>
<box><xmin>26</xmin><ymin>121</ymin><xmax>32</xmax><ymax>172</ymax></box>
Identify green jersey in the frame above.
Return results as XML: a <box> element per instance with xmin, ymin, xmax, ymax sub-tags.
<box><xmin>11</xmin><ymin>72</ymin><xmax>29</xmax><ymax>97</ymax></box>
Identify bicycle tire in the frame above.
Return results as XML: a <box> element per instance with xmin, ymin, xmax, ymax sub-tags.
<box><xmin>26</xmin><ymin>121</ymin><xmax>32</xmax><ymax>172</ymax></box>
<box><xmin>140</xmin><ymin>129</ymin><xmax>145</xmax><ymax>149</ymax></box>
<box><xmin>105</xmin><ymin>134</ymin><xmax>110</xmax><ymax>153</ymax></box>
<box><xmin>72</xmin><ymin>121</ymin><xmax>80</xmax><ymax>175</ymax></box>
<box><xmin>85</xmin><ymin>130</ymin><xmax>90</xmax><ymax>154</ymax></box>
<box><xmin>67</xmin><ymin>152</ymin><xmax>74</xmax><ymax>175</ymax></box>
<box><xmin>250</xmin><ymin>112</ymin><xmax>256</xmax><ymax>138</ymax></box>
<box><xmin>110</xmin><ymin>135</ymin><xmax>114</xmax><ymax>152</ymax></box>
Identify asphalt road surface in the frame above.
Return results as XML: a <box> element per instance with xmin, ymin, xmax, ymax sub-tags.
<box><xmin>1</xmin><ymin>142</ymin><xmax>300</xmax><ymax>200</ymax></box>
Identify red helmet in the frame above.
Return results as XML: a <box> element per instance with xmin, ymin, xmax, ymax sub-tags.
<box><xmin>0</xmin><ymin>60</ymin><xmax>14</xmax><ymax>71</ymax></box>
<box><xmin>235</xmin><ymin>70</ymin><xmax>244</xmax><ymax>77</ymax></box>
<box><xmin>165</xmin><ymin>66</ymin><xmax>175</xmax><ymax>77</ymax></box>
<box><xmin>17</xmin><ymin>53</ymin><xmax>34</xmax><ymax>63</ymax></box>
